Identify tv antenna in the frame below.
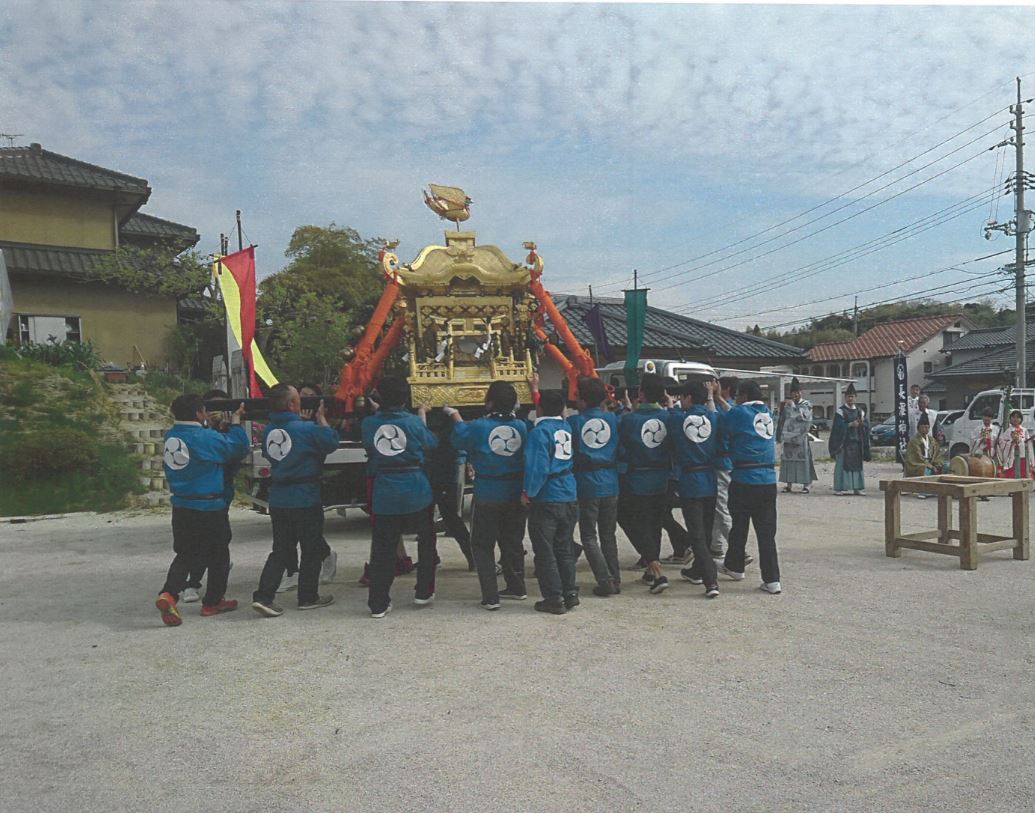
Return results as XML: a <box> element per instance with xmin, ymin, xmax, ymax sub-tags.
<box><xmin>0</xmin><ymin>133</ymin><xmax>24</xmax><ymax>147</ymax></box>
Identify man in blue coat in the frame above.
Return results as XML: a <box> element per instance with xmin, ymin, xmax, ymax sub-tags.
<box><xmin>668</xmin><ymin>380</ymin><xmax>720</xmax><ymax>598</ymax></box>
<box><xmin>719</xmin><ymin>380</ymin><xmax>782</xmax><ymax>594</ymax></box>
<box><xmin>362</xmin><ymin>376</ymin><xmax>439</xmax><ymax>618</ymax></box>
<box><xmin>448</xmin><ymin>380</ymin><xmax>528</xmax><ymax>609</ymax></box>
<box><xmin>617</xmin><ymin>373</ymin><xmax>672</xmax><ymax>594</ymax></box>
<box><xmin>523</xmin><ymin>388</ymin><xmax>578</xmax><ymax>615</ymax></box>
<box><xmin>568</xmin><ymin>376</ymin><xmax>621</xmax><ymax>597</ymax></box>
<box><xmin>251</xmin><ymin>383</ymin><xmax>340</xmax><ymax>617</ymax></box>
<box><xmin>155</xmin><ymin>393</ymin><xmax>249</xmax><ymax>626</ymax></box>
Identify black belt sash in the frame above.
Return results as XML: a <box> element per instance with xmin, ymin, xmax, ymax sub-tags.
<box><xmin>377</xmin><ymin>465</ymin><xmax>422</xmax><ymax>474</ymax></box>
<box><xmin>273</xmin><ymin>475</ymin><xmax>321</xmax><ymax>486</ymax></box>
<box><xmin>477</xmin><ymin>470</ymin><xmax>523</xmax><ymax>481</ymax></box>
<box><xmin>548</xmin><ymin>467</ymin><xmax>574</xmax><ymax>480</ymax></box>
<box><xmin>175</xmin><ymin>492</ymin><xmax>225</xmax><ymax>501</ymax></box>
<box><xmin>732</xmin><ymin>461</ymin><xmax>776</xmax><ymax>470</ymax></box>
<box><xmin>680</xmin><ymin>463</ymin><xmax>714</xmax><ymax>473</ymax></box>
<box><xmin>628</xmin><ymin>463</ymin><xmax>670</xmax><ymax>472</ymax></box>
<box><xmin>574</xmin><ymin>461</ymin><xmax>617</xmax><ymax>473</ymax></box>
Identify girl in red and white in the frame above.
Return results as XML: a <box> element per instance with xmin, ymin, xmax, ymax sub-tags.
<box><xmin>996</xmin><ymin>409</ymin><xmax>1033</xmax><ymax>479</ymax></box>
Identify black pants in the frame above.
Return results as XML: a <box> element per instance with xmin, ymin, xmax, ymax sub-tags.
<box><xmin>663</xmin><ymin>481</ymin><xmax>690</xmax><ymax>557</ymax></box>
<box><xmin>370</xmin><ymin>506</ymin><xmax>437</xmax><ymax>613</ymax></box>
<box><xmin>187</xmin><ymin>506</ymin><xmax>232</xmax><ymax>588</ymax></box>
<box><xmin>725</xmin><ymin>481</ymin><xmax>780</xmax><ymax>584</ymax></box>
<box><xmin>162</xmin><ymin>506</ymin><xmax>231</xmax><ymax>608</ymax></box>
<box><xmin>253</xmin><ymin>505</ymin><xmax>329</xmax><ymax>605</ymax></box>
<box><xmin>433</xmin><ymin>481</ymin><xmax>474</xmax><ymax>567</ymax></box>
<box><xmin>680</xmin><ymin>496</ymin><xmax>718</xmax><ymax>587</ymax></box>
<box><xmin>527</xmin><ymin>501</ymin><xmax>578</xmax><ymax>601</ymax></box>
<box><xmin>470</xmin><ymin>498</ymin><xmax>527</xmax><ymax>602</ymax></box>
<box><xmin>618</xmin><ymin>492</ymin><xmax>667</xmax><ymax>563</ymax></box>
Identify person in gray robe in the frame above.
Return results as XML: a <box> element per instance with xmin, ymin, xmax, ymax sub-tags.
<box><xmin>776</xmin><ymin>378</ymin><xmax>817</xmax><ymax>493</ymax></box>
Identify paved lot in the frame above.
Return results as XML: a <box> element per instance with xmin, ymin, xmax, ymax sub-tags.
<box><xmin>2</xmin><ymin>460</ymin><xmax>1034</xmax><ymax>813</ymax></box>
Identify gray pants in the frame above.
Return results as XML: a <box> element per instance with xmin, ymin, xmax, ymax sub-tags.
<box><xmin>470</xmin><ymin>498</ymin><xmax>527</xmax><ymax>603</ymax></box>
<box><xmin>711</xmin><ymin>469</ymin><xmax>732</xmax><ymax>557</ymax></box>
<box><xmin>578</xmin><ymin>495</ymin><xmax>620</xmax><ymax>587</ymax></box>
<box><xmin>528</xmin><ymin>501</ymin><xmax>578</xmax><ymax>602</ymax></box>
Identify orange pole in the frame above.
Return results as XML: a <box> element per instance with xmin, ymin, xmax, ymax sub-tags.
<box><xmin>533</xmin><ymin>324</ymin><xmax>580</xmax><ymax>401</ymax></box>
<box><xmin>335</xmin><ymin>279</ymin><xmax>401</xmax><ymax>409</ymax></box>
<box><xmin>529</xmin><ymin>276</ymin><xmax>597</xmax><ymax>379</ymax></box>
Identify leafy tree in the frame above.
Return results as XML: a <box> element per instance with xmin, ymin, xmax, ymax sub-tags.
<box><xmin>257</xmin><ymin>224</ymin><xmax>385</xmax><ymax>388</ymax></box>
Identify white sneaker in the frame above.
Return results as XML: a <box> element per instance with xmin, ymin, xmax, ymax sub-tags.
<box><xmin>719</xmin><ymin>564</ymin><xmax>745</xmax><ymax>581</ymax></box>
<box><xmin>320</xmin><ymin>550</ymin><xmax>338</xmax><ymax>584</ymax></box>
<box><xmin>276</xmin><ymin>572</ymin><xmax>298</xmax><ymax>593</ymax></box>
<box><xmin>181</xmin><ymin>587</ymin><xmax>200</xmax><ymax>603</ymax></box>
<box><xmin>760</xmin><ymin>581</ymin><xmax>782</xmax><ymax>594</ymax></box>
<box><xmin>413</xmin><ymin>593</ymin><xmax>435</xmax><ymax>606</ymax></box>
<box><xmin>371</xmin><ymin>602</ymin><xmax>393</xmax><ymax>619</ymax></box>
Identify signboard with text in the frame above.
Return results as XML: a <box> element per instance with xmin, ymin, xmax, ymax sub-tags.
<box><xmin>894</xmin><ymin>351</ymin><xmax>909</xmax><ymax>464</ymax></box>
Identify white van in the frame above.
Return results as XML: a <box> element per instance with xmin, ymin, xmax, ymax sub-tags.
<box><xmin>945</xmin><ymin>388</ymin><xmax>1035</xmax><ymax>458</ymax></box>
<box><xmin>597</xmin><ymin>359</ymin><xmax>718</xmax><ymax>391</ymax></box>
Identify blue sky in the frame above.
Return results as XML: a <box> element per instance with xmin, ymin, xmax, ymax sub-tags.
<box><xmin>3</xmin><ymin>1</ymin><xmax>1033</xmax><ymax>331</ymax></box>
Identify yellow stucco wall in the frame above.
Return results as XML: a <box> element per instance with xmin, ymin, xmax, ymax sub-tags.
<box><xmin>0</xmin><ymin>188</ymin><xmax>114</xmax><ymax>250</ymax></box>
<box><xmin>11</xmin><ymin>277</ymin><xmax>177</xmax><ymax>366</ymax></box>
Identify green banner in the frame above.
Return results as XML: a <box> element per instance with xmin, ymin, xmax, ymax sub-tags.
<box><xmin>624</xmin><ymin>288</ymin><xmax>647</xmax><ymax>387</ymax></box>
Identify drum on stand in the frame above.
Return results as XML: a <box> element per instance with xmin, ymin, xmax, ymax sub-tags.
<box><xmin>949</xmin><ymin>454</ymin><xmax>996</xmax><ymax>478</ymax></box>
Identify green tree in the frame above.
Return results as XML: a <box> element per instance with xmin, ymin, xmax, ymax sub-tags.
<box><xmin>258</xmin><ymin>224</ymin><xmax>385</xmax><ymax>388</ymax></box>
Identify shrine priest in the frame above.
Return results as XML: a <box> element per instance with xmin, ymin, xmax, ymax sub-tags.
<box><xmin>903</xmin><ymin>413</ymin><xmax>944</xmax><ymax>498</ymax></box>
<box><xmin>829</xmin><ymin>383</ymin><xmax>870</xmax><ymax>496</ymax></box>
<box><xmin>775</xmin><ymin>378</ymin><xmax>817</xmax><ymax>493</ymax></box>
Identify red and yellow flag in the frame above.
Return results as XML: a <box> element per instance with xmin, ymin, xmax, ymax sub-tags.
<box><xmin>213</xmin><ymin>247</ymin><xmax>278</xmax><ymax>393</ymax></box>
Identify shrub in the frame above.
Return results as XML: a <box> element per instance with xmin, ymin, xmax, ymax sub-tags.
<box><xmin>13</xmin><ymin>338</ymin><xmax>103</xmax><ymax>371</ymax></box>
<box><xmin>0</xmin><ymin>429</ymin><xmax>99</xmax><ymax>479</ymax></box>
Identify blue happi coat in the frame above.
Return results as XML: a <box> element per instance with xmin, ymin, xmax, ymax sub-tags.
<box><xmin>722</xmin><ymin>401</ymin><xmax>777</xmax><ymax>486</ymax></box>
<box><xmin>523</xmin><ymin>416</ymin><xmax>577</xmax><ymax>503</ymax></box>
<box><xmin>263</xmin><ymin>411</ymin><xmax>340</xmax><ymax>508</ymax></box>
<box><xmin>452</xmin><ymin>414</ymin><xmax>527</xmax><ymax>502</ymax></box>
<box><xmin>362</xmin><ymin>407</ymin><xmax>438</xmax><ymax>515</ymax></box>
<box><xmin>567</xmin><ymin>407</ymin><xmax>619</xmax><ymax>499</ymax></box>
<box><xmin>163</xmin><ymin>421</ymin><xmax>250</xmax><ymax>511</ymax></box>
<box><xmin>666</xmin><ymin>404</ymin><xmax>719</xmax><ymax>499</ymax></box>
<box><xmin>618</xmin><ymin>405</ymin><xmax>672</xmax><ymax>496</ymax></box>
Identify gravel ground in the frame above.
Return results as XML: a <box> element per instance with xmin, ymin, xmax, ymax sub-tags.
<box><xmin>1</xmin><ymin>460</ymin><xmax>1033</xmax><ymax>813</ymax></box>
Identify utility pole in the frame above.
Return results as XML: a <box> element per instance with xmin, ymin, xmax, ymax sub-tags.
<box><xmin>1013</xmin><ymin>79</ymin><xmax>1028</xmax><ymax>389</ymax></box>
<box><xmin>236</xmin><ymin>209</ymin><xmax>244</xmax><ymax>252</ymax></box>
<box><xmin>853</xmin><ymin>295</ymin><xmax>859</xmax><ymax>337</ymax></box>
<box><xmin>984</xmin><ymin>78</ymin><xmax>1032</xmax><ymax>388</ymax></box>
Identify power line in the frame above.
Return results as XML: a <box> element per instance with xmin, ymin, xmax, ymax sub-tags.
<box><xmin>592</xmin><ymin>108</ymin><xmax>1010</xmax><ymax>295</ymax></box>
<box><xmin>644</xmin><ymin>142</ymin><xmax>997</xmax><ymax>298</ymax></box>
<box><xmin>714</xmin><ymin>250</ymin><xmax>1013</xmax><ymax>323</ymax></box>
<box><xmin>676</xmin><ymin>186</ymin><xmax>998</xmax><ymax>314</ymax></box>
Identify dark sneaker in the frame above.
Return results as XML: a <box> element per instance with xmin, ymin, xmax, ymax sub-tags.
<box><xmin>481</xmin><ymin>599</ymin><xmax>501</xmax><ymax>611</ymax></box>
<box><xmin>564</xmin><ymin>593</ymin><xmax>580</xmax><ymax>610</ymax></box>
<box><xmin>592</xmin><ymin>582</ymin><xmax>614</xmax><ymax>597</ymax></box>
<box><xmin>533</xmin><ymin>598</ymin><xmax>567</xmax><ymax>615</ymax></box>
<box><xmin>640</xmin><ymin>570</ymin><xmax>654</xmax><ymax>584</ymax></box>
<box><xmin>155</xmin><ymin>592</ymin><xmax>182</xmax><ymax>626</ymax></box>
<box><xmin>298</xmin><ymin>594</ymin><xmax>335</xmax><ymax>610</ymax></box>
<box><xmin>649</xmin><ymin>575</ymin><xmax>670</xmax><ymax>594</ymax></box>
<box><xmin>251</xmin><ymin>599</ymin><xmax>284</xmax><ymax>618</ymax></box>
<box><xmin>499</xmin><ymin>589</ymin><xmax>527</xmax><ymax>601</ymax></box>
<box><xmin>680</xmin><ymin>568</ymin><xmax>703</xmax><ymax>584</ymax></box>
<box><xmin>705</xmin><ymin>585</ymin><xmax>720</xmax><ymax>599</ymax></box>
<box><xmin>745</xmin><ymin>554</ymin><xmax>755</xmax><ymax>567</ymax></box>
<box><xmin>611</xmin><ymin>581</ymin><xmax>621</xmax><ymax>594</ymax></box>
<box><xmin>200</xmin><ymin>598</ymin><xmax>238</xmax><ymax>617</ymax></box>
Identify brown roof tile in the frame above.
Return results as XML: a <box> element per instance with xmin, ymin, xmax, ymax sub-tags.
<box><xmin>807</xmin><ymin>315</ymin><xmax>965</xmax><ymax>362</ymax></box>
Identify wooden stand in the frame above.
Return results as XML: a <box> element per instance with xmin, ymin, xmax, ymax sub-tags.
<box><xmin>880</xmin><ymin>475</ymin><xmax>1031</xmax><ymax>570</ymax></box>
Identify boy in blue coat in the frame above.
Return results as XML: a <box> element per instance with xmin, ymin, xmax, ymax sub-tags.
<box><xmin>155</xmin><ymin>394</ymin><xmax>249</xmax><ymax>626</ymax></box>
<box><xmin>720</xmin><ymin>380</ymin><xmax>782</xmax><ymax>594</ymax></box>
<box><xmin>567</xmin><ymin>376</ymin><xmax>621</xmax><ymax>597</ymax></box>
<box><xmin>251</xmin><ymin>383</ymin><xmax>339</xmax><ymax>617</ymax></box>
<box><xmin>448</xmin><ymin>380</ymin><xmax>528</xmax><ymax>609</ymax></box>
<box><xmin>363</xmin><ymin>376</ymin><xmax>439</xmax><ymax>618</ymax></box>
<box><xmin>617</xmin><ymin>373</ymin><xmax>672</xmax><ymax>594</ymax></box>
<box><xmin>523</xmin><ymin>389</ymin><xmax>578</xmax><ymax>615</ymax></box>
<box><xmin>668</xmin><ymin>380</ymin><xmax>720</xmax><ymax>598</ymax></box>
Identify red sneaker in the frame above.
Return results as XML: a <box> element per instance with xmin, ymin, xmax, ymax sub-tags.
<box><xmin>358</xmin><ymin>563</ymin><xmax>370</xmax><ymax>587</ymax></box>
<box><xmin>395</xmin><ymin>556</ymin><xmax>415</xmax><ymax>576</ymax></box>
<box><xmin>200</xmin><ymin>598</ymin><xmax>239</xmax><ymax>617</ymax></box>
<box><xmin>155</xmin><ymin>592</ymin><xmax>182</xmax><ymax>626</ymax></box>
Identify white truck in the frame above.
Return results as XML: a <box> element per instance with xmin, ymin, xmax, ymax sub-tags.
<box><xmin>943</xmin><ymin>388</ymin><xmax>1035</xmax><ymax>459</ymax></box>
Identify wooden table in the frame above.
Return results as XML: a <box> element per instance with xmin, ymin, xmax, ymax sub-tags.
<box><xmin>880</xmin><ymin>475</ymin><xmax>1031</xmax><ymax>570</ymax></box>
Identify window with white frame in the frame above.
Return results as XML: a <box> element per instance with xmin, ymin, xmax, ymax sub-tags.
<box><xmin>17</xmin><ymin>314</ymin><xmax>82</xmax><ymax>345</ymax></box>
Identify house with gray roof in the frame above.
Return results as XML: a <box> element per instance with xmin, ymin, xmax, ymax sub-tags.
<box><xmin>0</xmin><ymin>142</ymin><xmax>200</xmax><ymax>365</ymax></box>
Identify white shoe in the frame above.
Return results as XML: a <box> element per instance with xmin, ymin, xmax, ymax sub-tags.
<box><xmin>760</xmin><ymin>581</ymin><xmax>782</xmax><ymax>594</ymax></box>
<box><xmin>719</xmin><ymin>564</ymin><xmax>745</xmax><ymax>581</ymax></box>
<box><xmin>914</xmin><ymin>493</ymin><xmax>928</xmax><ymax>500</ymax></box>
<box><xmin>181</xmin><ymin>587</ymin><xmax>200</xmax><ymax>603</ymax></box>
<box><xmin>276</xmin><ymin>572</ymin><xmax>298</xmax><ymax>593</ymax></box>
<box><xmin>413</xmin><ymin>593</ymin><xmax>435</xmax><ymax>606</ymax></box>
<box><xmin>320</xmin><ymin>550</ymin><xmax>338</xmax><ymax>584</ymax></box>
<box><xmin>371</xmin><ymin>602</ymin><xmax>393</xmax><ymax>619</ymax></box>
